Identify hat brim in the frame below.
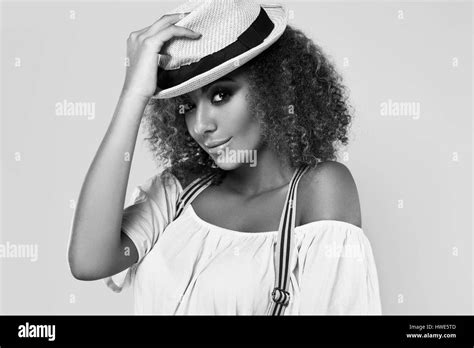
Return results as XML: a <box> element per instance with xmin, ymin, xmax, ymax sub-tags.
<box><xmin>151</xmin><ymin>4</ymin><xmax>288</xmax><ymax>100</ymax></box>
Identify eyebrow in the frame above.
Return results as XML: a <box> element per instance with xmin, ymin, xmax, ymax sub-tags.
<box><xmin>183</xmin><ymin>76</ymin><xmax>236</xmax><ymax>99</ymax></box>
<box><xmin>203</xmin><ymin>76</ymin><xmax>235</xmax><ymax>93</ymax></box>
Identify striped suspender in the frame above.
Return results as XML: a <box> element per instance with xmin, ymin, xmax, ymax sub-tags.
<box><xmin>172</xmin><ymin>164</ymin><xmax>310</xmax><ymax>315</ymax></box>
<box><xmin>267</xmin><ymin>164</ymin><xmax>310</xmax><ymax>316</ymax></box>
<box><xmin>173</xmin><ymin>172</ymin><xmax>216</xmax><ymax>222</ymax></box>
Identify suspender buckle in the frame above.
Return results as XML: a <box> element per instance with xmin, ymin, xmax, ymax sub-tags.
<box><xmin>271</xmin><ymin>287</ymin><xmax>291</xmax><ymax>306</ymax></box>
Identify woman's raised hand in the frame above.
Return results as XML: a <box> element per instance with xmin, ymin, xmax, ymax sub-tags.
<box><xmin>122</xmin><ymin>12</ymin><xmax>201</xmax><ymax>100</ymax></box>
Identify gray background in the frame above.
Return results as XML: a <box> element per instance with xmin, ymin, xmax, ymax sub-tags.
<box><xmin>0</xmin><ymin>0</ymin><xmax>472</xmax><ymax>314</ymax></box>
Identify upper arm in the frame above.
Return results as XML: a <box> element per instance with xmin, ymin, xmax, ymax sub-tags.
<box><xmin>300</xmin><ymin>160</ymin><xmax>362</xmax><ymax>228</ymax></box>
<box><xmin>101</xmin><ymin>173</ymin><xmax>181</xmax><ymax>284</ymax></box>
<box><xmin>75</xmin><ymin>231</ymin><xmax>140</xmax><ymax>281</ymax></box>
<box><xmin>69</xmin><ymin>230</ymin><xmax>139</xmax><ymax>281</ymax></box>
<box><xmin>108</xmin><ymin>231</ymin><xmax>140</xmax><ymax>276</ymax></box>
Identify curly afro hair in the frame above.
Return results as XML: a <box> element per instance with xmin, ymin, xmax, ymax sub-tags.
<box><xmin>141</xmin><ymin>24</ymin><xmax>354</xmax><ymax>188</ymax></box>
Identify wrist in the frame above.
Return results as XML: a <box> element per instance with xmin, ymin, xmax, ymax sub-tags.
<box><xmin>120</xmin><ymin>88</ymin><xmax>152</xmax><ymax>104</ymax></box>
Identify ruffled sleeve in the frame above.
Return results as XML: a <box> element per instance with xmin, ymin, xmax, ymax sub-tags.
<box><xmin>103</xmin><ymin>172</ymin><xmax>183</xmax><ymax>293</ymax></box>
<box><xmin>296</xmin><ymin>221</ymin><xmax>382</xmax><ymax>315</ymax></box>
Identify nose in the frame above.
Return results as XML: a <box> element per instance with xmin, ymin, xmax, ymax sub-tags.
<box><xmin>192</xmin><ymin>101</ymin><xmax>217</xmax><ymax>136</ymax></box>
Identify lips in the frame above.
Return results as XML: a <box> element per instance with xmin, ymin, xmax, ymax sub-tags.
<box><xmin>206</xmin><ymin>137</ymin><xmax>232</xmax><ymax>154</ymax></box>
<box><xmin>205</xmin><ymin>137</ymin><xmax>232</xmax><ymax>149</ymax></box>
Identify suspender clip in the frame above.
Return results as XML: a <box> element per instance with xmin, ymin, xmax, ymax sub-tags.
<box><xmin>271</xmin><ymin>287</ymin><xmax>291</xmax><ymax>306</ymax></box>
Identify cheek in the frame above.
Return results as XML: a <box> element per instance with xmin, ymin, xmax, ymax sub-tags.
<box><xmin>184</xmin><ymin>116</ymin><xmax>196</xmax><ymax>138</ymax></box>
<box><xmin>184</xmin><ymin>114</ymin><xmax>191</xmax><ymax>129</ymax></box>
<box><xmin>233</xmin><ymin>112</ymin><xmax>261</xmax><ymax>145</ymax></box>
<box><xmin>231</xmin><ymin>95</ymin><xmax>257</xmax><ymax>131</ymax></box>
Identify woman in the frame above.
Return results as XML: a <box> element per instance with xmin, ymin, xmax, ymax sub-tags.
<box><xmin>68</xmin><ymin>0</ymin><xmax>382</xmax><ymax>315</ymax></box>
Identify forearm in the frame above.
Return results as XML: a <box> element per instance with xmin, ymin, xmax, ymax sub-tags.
<box><xmin>68</xmin><ymin>90</ymin><xmax>149</xmax><ymax>276</ymax></box>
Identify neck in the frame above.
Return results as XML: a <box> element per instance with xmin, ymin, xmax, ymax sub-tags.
<box><xmin>222</xmin><ymin>145</ymin><xmax>295</xmax><ymax>197</ymax></box>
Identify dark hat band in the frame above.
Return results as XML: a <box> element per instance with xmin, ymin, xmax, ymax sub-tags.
<box><xmin>157</xmin><ymin>6</ymin><xmax>275</xmax><ymax>92</ymax></box>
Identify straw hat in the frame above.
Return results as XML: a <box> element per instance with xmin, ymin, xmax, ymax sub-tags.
<box><xmin>152</xmin><ymin>0</ymin><xmax>288</xmax><ymax>99</ymax></box>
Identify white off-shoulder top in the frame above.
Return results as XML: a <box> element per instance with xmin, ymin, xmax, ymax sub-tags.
<box><xmin>103</xmin><ymin>172</ymin><xmax>382</xmax><ymax>315</ymax></box>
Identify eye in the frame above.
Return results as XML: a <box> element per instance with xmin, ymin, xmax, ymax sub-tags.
<box><xmin>211</xmin><ymin>88</ymin><xmax>231</xmax><ymax>104</ymax></box>
<box><xmin>179</xmin><ymin>88</ymin><xmax>231</xmax><ymax>114</ymax></box>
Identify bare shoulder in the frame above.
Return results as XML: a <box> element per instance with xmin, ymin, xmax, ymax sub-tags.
<box><xmin>298</xmin><ymin>160</ymin><xmax>362</xmax><ymax>228</ymax></box>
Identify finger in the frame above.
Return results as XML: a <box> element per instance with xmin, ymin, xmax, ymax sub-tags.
<box><xmin>144</xmin><ymin>25</ymin><xmax>201</xmax><ymax>50</ymax></box>
<box><xmin>130</xmin><ymin>12</ymin><xmax>192</xmax><ymax>40</ymax></box>
<box><xmin>128</xmin><ymin>27</ymin><xmax>148</xmax><ymax>41</ymax></box>
<box><xmin>136</xmin><ymin>25</ymin><xmax>151</xmax><ymax>34</ymax></box>
<box><xmin>146</xmin><ymin>12</ymin><xmax>193</xmax><ymax>37</ymax></box>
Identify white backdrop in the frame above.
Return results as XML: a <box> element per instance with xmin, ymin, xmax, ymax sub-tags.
<box><xmin>0</xmin><ymin>0</ymin><xmax>472</xmax><ymax>314</ymax></box>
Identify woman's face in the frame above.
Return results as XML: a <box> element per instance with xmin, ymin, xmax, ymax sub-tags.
<box><xmin>182</xmin><ymin>70</ymin><xmax>262</xmax><ymax>170</ymax></box>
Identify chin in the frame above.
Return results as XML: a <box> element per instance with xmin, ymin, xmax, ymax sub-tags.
<box><xmin>210</xmin><ymin>144</ymin><xmax>259</xmax><ymax>170</ymax></box>
<box><xmin>213</xmin><ymin>158</ymin><xmax>243</xmax><ymax>171</ymax></box>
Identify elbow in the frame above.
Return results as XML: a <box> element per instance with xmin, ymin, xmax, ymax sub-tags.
<box><xmin>67</xmin><ymin>237</ymin><xmax>119</xmax><ymax>281</ymax></box>
<box><xmin>68</xmin><ymin>256</ymin><xmax>90</xmax><ymax>281</ymax></box>
<box><xmin>70</xmin><ymin>267</ymin><xmax>90</xmax><ymax>281</ymax></box>
<box><xmin>68</xmin><ymin>249</ymin><xmax>96</xmax><ymax>281</ymax></box>
<box><xmin>68</xmin><ymin>232</ymin><xmax>89</xmax><ymax>281</ymax></box>
<box><xmin>69</xmin><ymin>262</ymin><xmax>102</xmax><ymax>281</ymax></box>
<box><xmin>68</xmin><ymin>250</ymin><xmax>112</xmax><ymax>281</ymax></box>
